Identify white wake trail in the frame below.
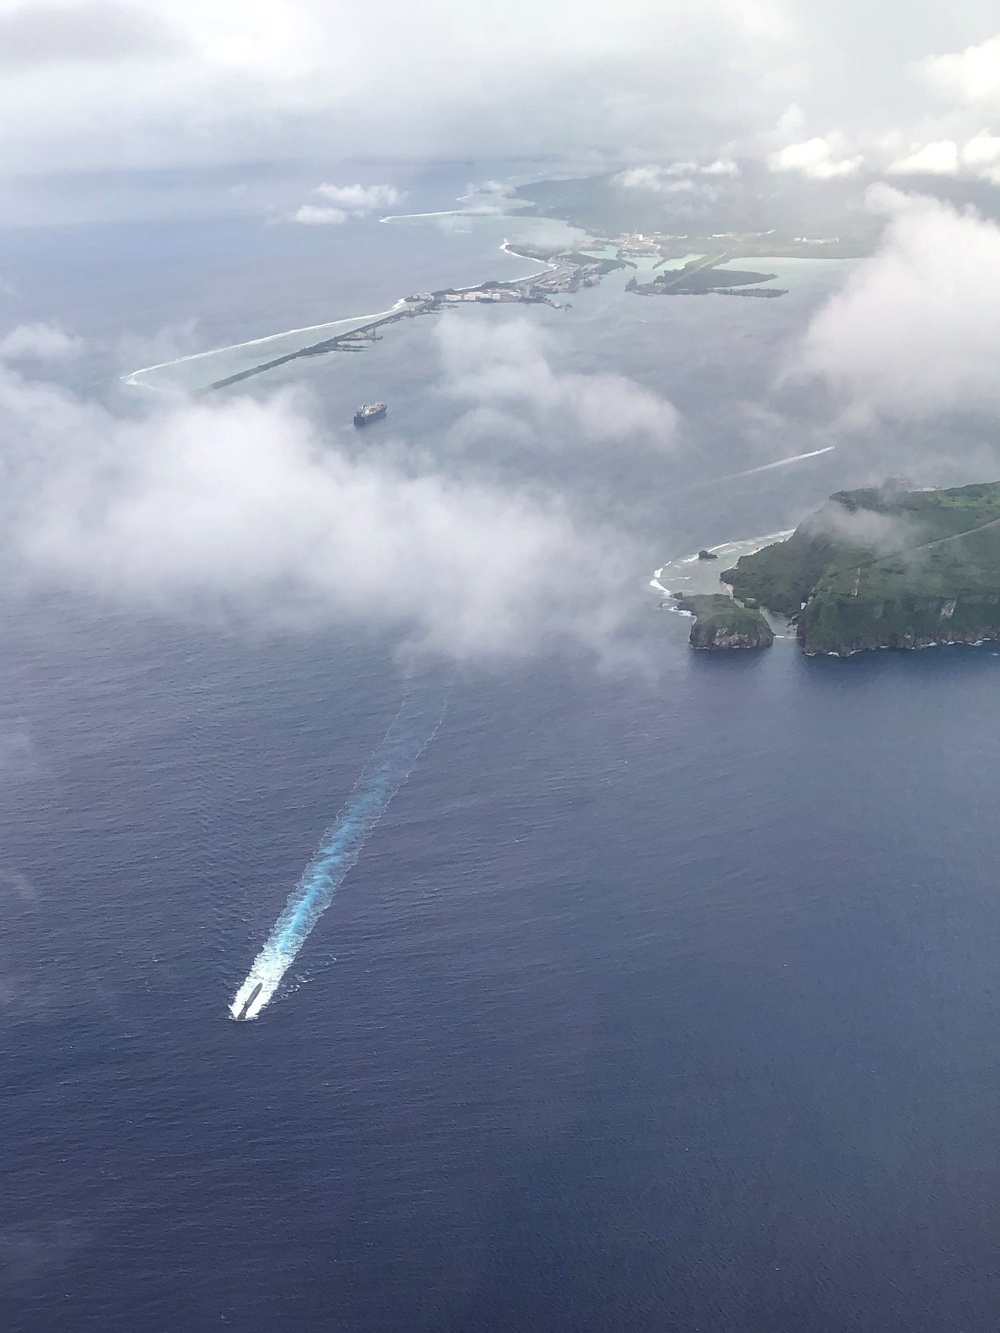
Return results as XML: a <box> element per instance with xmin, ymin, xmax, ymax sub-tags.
<box><xmin>229</xmin><ymin>673</ymin><xmax>451</xmax><ymax>1021</ymax></box>
<box><xmin>676</xmin><ymin>446</ymin><xmax>835</xmax><ymax>494</ymax></box>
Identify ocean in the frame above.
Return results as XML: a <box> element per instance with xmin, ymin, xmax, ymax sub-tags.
<box><xmin>4</xmin><ymin>167</ymin><xmax>1000</xmax><ymax>1332</ymax></box>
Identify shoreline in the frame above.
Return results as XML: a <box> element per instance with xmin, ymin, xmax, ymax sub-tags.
<box><xmin>122</xmin><ymin>232</ymin><xmax>604</xmax><ymax>393</ymax></box>
<box><xmin>650</xmin><ymin>529</ymin><xmax>796</xmax><ymax>592</ymax></box>
<box><xmin>651</xmin><ymin>531</ymin><xmax>796</xmax><ymax>629</ymax></box>
<box><xmin>122</xmin><ymin>300</ymin><xmax>410</xmax><ymax>385</ymax></box>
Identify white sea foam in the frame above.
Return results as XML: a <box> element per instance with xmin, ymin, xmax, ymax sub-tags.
<box><xmin>650</xmin><ymin>530</ymin><xmax>797</xmax><ymax>604</ymax></box>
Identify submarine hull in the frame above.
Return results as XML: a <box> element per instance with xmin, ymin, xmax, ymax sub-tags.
<box><xmin>235</xmin><ymin>981</ymin><xmax>264</xmax><ymax>1021</ymax></box>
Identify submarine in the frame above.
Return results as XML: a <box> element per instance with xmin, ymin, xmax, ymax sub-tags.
<box><xmin>236</xmin><ymin>981</ymin><xmax>263</xmax><ymax>1020</ymax></box>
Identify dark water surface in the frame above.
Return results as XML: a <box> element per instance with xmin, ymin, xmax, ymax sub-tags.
<box><xmin>4</xmin><ymin>177</ymin><xmax>1000</xmax><ymax>1332</ymax></box>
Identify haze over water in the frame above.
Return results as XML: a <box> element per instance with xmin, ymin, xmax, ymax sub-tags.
<box><xmin>5</xmin><ymin>169</ymin><xmax>1000</xmax><ymax>1332</ymax></box>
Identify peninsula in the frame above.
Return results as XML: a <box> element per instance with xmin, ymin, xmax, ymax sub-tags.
<box><xmin>722</xmin><ymin>480</ymin><xmax>1000</xmax><ymax>655</ymax></box>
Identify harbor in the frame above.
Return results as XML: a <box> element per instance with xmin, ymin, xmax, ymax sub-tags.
<box><xmin>201</xmin><ymin>246</ymin><xmax>622</xmax><ymax>393</ymax></box>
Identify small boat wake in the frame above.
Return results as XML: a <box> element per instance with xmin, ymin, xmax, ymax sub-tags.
<box><xmin>229</xmin><ymin>671</ymin><xmax>452</xmax><ymax>1022</ymax></box>
<box><xmin>674</xmin><ymin>446</ymin><xmax>835</xmax><ymax>495</ymax></box>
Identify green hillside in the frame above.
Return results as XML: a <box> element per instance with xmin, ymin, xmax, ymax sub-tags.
<box><xmin>722</xmin><ymin>482</ymin><xmax>1000</xmax><ymax>655</ymax></box>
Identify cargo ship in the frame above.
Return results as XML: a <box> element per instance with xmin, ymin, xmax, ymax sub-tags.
<box><xmin>354</xmin><ymin>402</ymin><xmax>387</xmax><ymax>426</ymax></box>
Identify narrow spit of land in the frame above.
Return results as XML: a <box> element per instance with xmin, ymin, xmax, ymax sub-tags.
<box><xmin>200</xmin><ymin>244</ymin><xmax>620</xmax><ymax>394</ymax></box>
<box><xmin>130</xmin><ymin>210</ymin><xmax>821</xmax><ymax>397</ymax></box>
<box><xmin>203</xmin><ymin>306</ymin><xmax>431</xmax><ymax>392</ymax></box>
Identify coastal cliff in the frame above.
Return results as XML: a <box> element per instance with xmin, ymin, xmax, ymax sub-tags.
<box><xmin>673</xmin><ymin>594</ymin><xmax>775</xmax><ymax>651</ymax></box>
<box><xmin>721</xmin><ymin>481</ymin><xmax>1000</xmax><ymax>656</ymax></box>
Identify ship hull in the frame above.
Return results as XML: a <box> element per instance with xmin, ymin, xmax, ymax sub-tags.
<box><xmin>354</xmin><ymin>405</ymin><xmax>387</xmax><ymax>427</ymax></box>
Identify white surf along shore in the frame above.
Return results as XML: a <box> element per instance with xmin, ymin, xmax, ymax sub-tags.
<box><xmin>122</xmin><ymin>216</ymin><xmax>586</xmax><ymax>395</ymax></box>
<box><xmin>651</xmin><ymin>530</ymin><xmax>796</xmax><ymax>635</ymax></box>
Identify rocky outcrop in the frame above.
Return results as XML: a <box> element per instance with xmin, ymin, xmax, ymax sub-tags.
<box><xmin>691</xmin><ymin>621</ymin><xmax>775</xmax><ymax>650</ymax></box>
<box><xmin>674</xmin><ymin>594</ymin><xmax>775</xmax><ymax>651</ymax></box>
<box><xmin>723</xmin><ymin>480</ymin><xmax>1000</xmax><ymax>657</ymax></box>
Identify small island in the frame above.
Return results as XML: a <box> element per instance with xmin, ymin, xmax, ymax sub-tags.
<box><xmin>722</xmin><ymin>480</ymin><xmax>1000</xmax><ymax>656</ymax></box>
<box><xmin>672</xmin><ymin>594</ymin><xmax>775</xmax><ymax>651</ymax></box>
<box><xmin>627</xmin><ymin>258</ymin><xmax>785</xmax><ymax>299</ymax></box>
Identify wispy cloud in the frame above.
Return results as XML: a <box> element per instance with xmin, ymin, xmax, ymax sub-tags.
<box><xmin>0</xmin><ymin>322</ymin><xmax>82</xmax><ymax>360</ymax></box>
<box><xmin>437</xmin><ymin>316</ymin><xmax>680</xmax><ymax>451</ymax></box>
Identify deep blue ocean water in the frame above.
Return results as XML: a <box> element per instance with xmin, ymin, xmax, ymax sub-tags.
<box><xmin>4</xmin><ymin>171</ymin><xmax>1000</xmax><ymax>1331</ymax></box>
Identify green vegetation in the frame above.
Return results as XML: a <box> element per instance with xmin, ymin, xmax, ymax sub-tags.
<box><xmin>722</xmin><ymin>481</ymin><xmax>1000</xmax><ymax>654</ymax></box>
<box><xmin>505</xmin><ymin>241</ymin><xmax>564</xmax><ymax>261</ymax></box>
<box><xmin>566</xmin><ymin>254</ymin><xmax>627</xmax><ymax>274</ymax></box>
<box><xmin>632</xmin><ymin>267</ymin><xmax>777</xmax><ymax>295</ymax></box>
<box><xmin>674</xmin><ymin>594</ymin><xmax>775</xmax><ymax>650</ymax></box>
<box><xmin>506</xmin><ymin>242</ymin><xmax>625</xmax><ymax>274</ymax></box>
<box><xmin>512</xmin><ymin>172</ymin><xmax>879</xmax><ymax>256</ymax></box>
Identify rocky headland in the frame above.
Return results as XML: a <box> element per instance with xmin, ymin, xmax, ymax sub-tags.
<box><xmin>672</xmin><ymin>594</ymin><xmax>775</xmax><ymax>651</ymax></box>
<box><xmin>721</xmin><ymin>480</ymin><xmax>1000</xmax><ymax>656</ymax></box>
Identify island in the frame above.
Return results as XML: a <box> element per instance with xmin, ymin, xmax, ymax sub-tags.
<box><xmin>721</xmin><ymin>480</ymin><xmax>1000</xmax><ymax>656</ymax></box>
<box><xmin>627</xmin><ymin>258</ymin><xmax>785</xmax><ymax>299</ymax></box>
<box><xmin>512</xmin><ymin>168</ymin><xmax>880</xmax><ymax>261</ymax></box>
<box><xmin>672</xmin><ymin>593</ymin><xmax>775</xmax><ymax>651</ymax></box>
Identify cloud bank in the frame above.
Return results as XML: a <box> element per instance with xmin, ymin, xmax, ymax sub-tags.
<box><xmin>798</xmin><ymin>189</ymin><xmax>1000</xmax><ymax>419</ymax></box>
<box><xmin>1</xmin><ymin>0</ymin><xmax>997</xmax><ymax>188</ymax></box>
<box><xmin>0</xmin><ymin>333</ymin><xmax>636</xmax><ymax>660</ymax></box>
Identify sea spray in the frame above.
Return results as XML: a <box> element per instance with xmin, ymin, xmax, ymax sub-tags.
<box><xmin>229</xmin><ymin>671</ymin><xmax>451</xmax><ymax>1021</ymax></box>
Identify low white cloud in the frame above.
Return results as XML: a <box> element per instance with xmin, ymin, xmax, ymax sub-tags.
<box><xmin>876</xmin><ymin>126</ymin><xmax>1000</xmax><ymax>185</ymax></box>
<box><xmin>507</xmin><ymin>221</ymin><xmax>591</xmax><ymax>251</ymax></box>
<box><xmin>291</xmin><ymin>181</ymin><xmax>403</xmax><ymax>225</ymax></box>
<box><xmin>314</xmin><ymin>182</ymin><xmax>402</xmax><ymax>212</ymax></box>
<box><xmin>917</xmin><ymin>33</ymin><xmax>1000</xmax><ymax>107</ymax></box>
<box><xmin>888</xmin><ymin>139</ymin><xmax>960</xmax><ymax>176</ymax></box>
<box><xmin>437</xmin><ymin>316</ymin><xmax>679</xmax><ymax>450</ymax></box>
<box><xmin>962</xmin><ymin>129</ymin><xmax>1000</xmax><ymax>167</ymax></box>
<box><xmin>960</xmin><ymin>129</ymin><xmax>1000</xmax><ymax>183</ymax></box>
<box><xmin>615</xmin><ymin>159</ymin><xmax>738</xmax><ymax>191</ymax></box>
<box><xmin>293</xmin><ymin>204</ymin><xmax>348</xmax><ymax>226</ymax></box>
<box><xmin>0</xmin><ymin>355</ymin><xmax>636</xmax><ymax>661</ymax></box>
<box><xmin>0</xmin><ymin>323</ymin><xmax>82</xmax><ymax>360</ymax></box>
<box><xmin>764</xmin><ymin>102</ymin><xmax>1000</xmax><ymax>186</ymax></box>
<box><xmin>768</xmin><ymin>133</ymin><xmax>862</xmax><ymax>179</ymax></box>
<box><xmin>702</xmin><ymin>157</ymin><xmax>740</xmax><ymax>176</ymax></box>
<box><xmin>807</xmin><ymin>499</ymin><xmax>920</xmax><ymax>552</ymax></box>
<box><xmin>797</xmin><ymin>190</ymin><xmax>1000</xmax><ymax>418</ymax></box>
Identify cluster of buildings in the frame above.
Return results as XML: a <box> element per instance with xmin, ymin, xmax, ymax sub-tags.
<box><xmin>403</xmin><ymin>253</ymin><xmax>608</xmax><ymax>311</ymax></box>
